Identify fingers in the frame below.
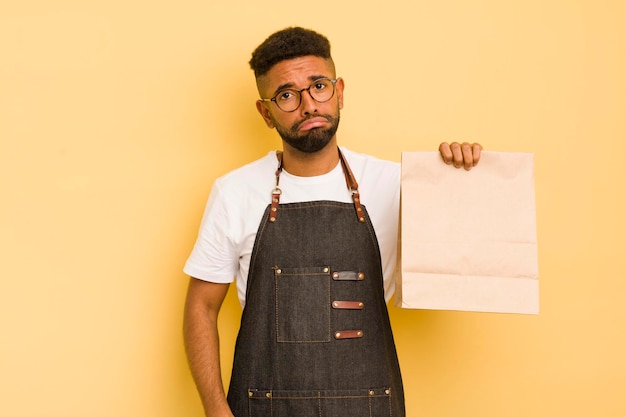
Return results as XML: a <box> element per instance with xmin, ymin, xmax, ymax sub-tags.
<box><xmin>439</xmin><ymin>142</ymin><xmax>483</xmax><ymax>170</ymax></box>
<box><xmin>438</xmin><ymin>142</ymin><xmax>453</xmax><ymax>165</ymax></box>
<box><xmin>471</xmin><ymin>143</ymin><xmax>482</xmax><ymax>167</ymax></box>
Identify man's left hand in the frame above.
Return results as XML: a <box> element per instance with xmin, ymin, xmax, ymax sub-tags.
<box><xmin>439</xmin><ymin>142</ymin><xmax>482</xmax><ymax>171</ymax></box>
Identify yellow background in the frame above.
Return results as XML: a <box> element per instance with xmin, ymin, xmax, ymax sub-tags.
<box><xmin>1</xmin><ymin>1</ymin><xmax>625</xmax><ymax>416</ymax></box>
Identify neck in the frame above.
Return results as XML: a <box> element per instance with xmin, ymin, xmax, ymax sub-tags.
<box><xmin>281</xmin><ymin>139</ymin><xmax>340</xmax><ymax>177</ymax></box>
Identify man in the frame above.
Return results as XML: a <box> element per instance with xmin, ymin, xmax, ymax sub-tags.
<box><xmin>183</xmin><ymin>27</ymin><xmax>481</xmax><ymax>417</ymax></box>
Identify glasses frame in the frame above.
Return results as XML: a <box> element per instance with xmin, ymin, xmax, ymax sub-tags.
<box><xmin>259</xmin><ymin>78</ymin><xmax>338</xmax><ymax>112</ymax></box>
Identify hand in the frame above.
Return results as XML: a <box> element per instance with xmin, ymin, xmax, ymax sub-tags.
<box><xmin>439</xmin><ymin>142</ymin><xmax>482</xmax><ymax>170</ymax></box>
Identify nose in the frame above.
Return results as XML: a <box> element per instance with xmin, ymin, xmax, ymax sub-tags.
<box><xmin>299</xmin><ymin>88</ymin><xmax>318</xmax><ymax>114</ymax></box>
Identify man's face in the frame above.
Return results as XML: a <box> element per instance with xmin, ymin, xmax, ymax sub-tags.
<box><xmin>255</xmin><ymin>56</ymin><xmax>344</xmax><ymax>153</ymax></box>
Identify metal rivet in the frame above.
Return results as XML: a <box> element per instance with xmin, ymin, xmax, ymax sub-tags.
<box><xmin>333</xmin><ymin>302</ymin><xmax>339</xmax><ymax>307</ymax></box>
<box><xmin>271</xmin><ymin>207</ymin><xmax>277</xmax><ymax>212</ymax></box>
<box><xmin>266</xmin><ymin>392</ymin><xmax>272</xmax><ymax>398</ymax></box>
<box><xmin>275</xmin><ymin>269</ymin><xmax>281</xmax><ymax>274</ymax></box>
<box><xmin>385</xmin><ymin>389</ymin><xmax>391</xmax><ymax>395</ymax></box>
<box><xmin>357</xmin><ymin>207</ymin><xmax>362</xmax><ymax>212</ymax></box>
<box><xmin>358</xmin><ymin>272</ymin><xmax>365</xmax><ymax>280</ymax></box>
<box><xmin>335</xmin><ymin>332</ymin><xmax>341</xmax><ymax>338</ymax></box>
<box><xmin>248</xmin><ymin>391</ymin><xmax>253</xmax><ymax>397</ymax></box>
<box><xmin>358</xmin><ymin>302</ymin><xmax>364</xmax><ymax>308</ymax></box>
<box><xmin>357</xmin><ymin>331</ymin><xmax>363</xmax><ymax>337</ymax></box>
<box><xmin>332</xmin><ymin>272</ymin><xmax>339</xmax><ymax>278</ymax></box>
<box><xmin>359</xmin><ymin>217</ymin><xmax>365</xmax><ymax>222</ymax></box>
<box><xmin>272</xmin><ymin>198</ymin><xmax>278</xmax><ymax>203</ymax></box>
<box><xmin>323</xmin><ymin>267</ymin><xmax>329</xmax><ymax>273</ymax></box>
<box><xmin>269</xmin><ymin>217</ymin><xmax>276</xmax><ymax>222</ymax></box>
<box><xmin>369</xmin><ymin>390</ymin><xmax>375</xmax><ymax>396</ymax></box>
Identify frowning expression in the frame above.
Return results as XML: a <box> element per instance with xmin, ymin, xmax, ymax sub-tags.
<box><xmin>255</xmin><ymin>56</ymin><xmax>344</xmax><ymax>153</ymax></box>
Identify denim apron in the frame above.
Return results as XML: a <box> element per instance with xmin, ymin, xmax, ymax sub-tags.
<box><xmin>227</xmin><ymin>149</ymin><xmax>405</xmax><ymax>417</ymax></box>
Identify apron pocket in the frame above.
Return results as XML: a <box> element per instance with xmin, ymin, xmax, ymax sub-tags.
<box><xmin>248</xmin><ymin>388</ymin><xmax>393</xmax><ymax>417</ymax></box>
<box><xmin>274</xmin><ymin>266</ymin><xmax>331</xmax><ymax>343</ymax></box>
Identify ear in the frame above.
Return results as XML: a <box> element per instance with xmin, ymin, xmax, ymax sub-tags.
<box><xmin>256</xmin><ymin>100</ymin><xmax>275</xmax><ymax>129</ymax></box>
<box><xmin>335</xmin><ymin>77</ymin><xmax>345</xmax><ymax>110</ymax></box>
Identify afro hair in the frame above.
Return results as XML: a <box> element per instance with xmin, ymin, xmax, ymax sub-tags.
<box><xmin>249</xmin><ymin>27</ymin><xmax>332</xmax><ymax>77</ymax></box>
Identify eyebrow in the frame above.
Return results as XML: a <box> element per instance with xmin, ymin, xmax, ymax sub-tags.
<box><xmin>272</xmin><ymin>75</ymin><xmax>330</xmax><ymax>96</ymax></box>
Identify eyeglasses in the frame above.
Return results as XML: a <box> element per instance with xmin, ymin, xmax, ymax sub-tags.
<box><xmin>260</xmin><ymin>78</ymin><xmax>338</xmax><ymax>112</ymax></box>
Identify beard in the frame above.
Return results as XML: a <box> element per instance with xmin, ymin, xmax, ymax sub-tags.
<box><xmin>274</xmin><ymin>113</ymin><xmax>340</xmax><ymax>154</ymax></box>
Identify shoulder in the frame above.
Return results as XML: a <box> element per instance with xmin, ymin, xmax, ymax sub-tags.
<box><xmin>341</xmin><ymin>147</ymin><xmax>399</xmax><ymax>174</ymax></box>
<box><xmin>204</xmin><ymin>151</ymin><xmax>279</xmax><ymax>226</ymax></box>
<box><xmin>340</xmin><ymin>147</ymin><xmax>400</xmax><ymax>193</ymax></box>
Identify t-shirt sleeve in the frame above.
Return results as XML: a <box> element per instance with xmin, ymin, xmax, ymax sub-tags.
<box><xmin>183</xmin><ymin>179</ymin><xmax>239</xmax><ymax>283</ymax></box>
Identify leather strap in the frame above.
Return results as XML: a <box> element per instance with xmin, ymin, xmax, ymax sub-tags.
<box><xmin>338</xmin><ymin>148</ymin><xmax>365</xmax><ymax>223</ymax></box>
<box><xmin>332</xmin><ymin>301</ymin><xmax>365</xmax><ymax>310</ymax></box>
<box><xmin>270</xmin><ymin>148</ymin><xmax>365</xmax><ymax>223</ymax></box>
<box><xmin>269</xmin><ymin>151</ymin><xmax>283</xmax><ymax>223</ymax></box>
<box><xmin>334</xmin><ymin>330</ymin><xmax>364</xmax><ymax>339</ymax></box>
<box><xmin>332</xmin><ymin>271</ymin><xmax>365</xmax><ymax>281</ymax></box>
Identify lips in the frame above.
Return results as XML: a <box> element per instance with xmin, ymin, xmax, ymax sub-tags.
<box><xmin>298</xmin><ymin>116</ymin><xmax>330</xmax><ymax>132</ymax></box>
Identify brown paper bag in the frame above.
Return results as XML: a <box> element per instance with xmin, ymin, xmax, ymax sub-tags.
<box><xmin>396</xmin><ymin>151</ymin><xmax>539</xmax><ymax>314</ymax></box>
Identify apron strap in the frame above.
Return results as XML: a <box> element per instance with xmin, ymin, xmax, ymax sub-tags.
<box><xmin>270</xmin><ymin>148</ymin><xmax>365</xmax><ymax>223</ymax></box>
<box><xmin>338</xmin><ymin>148</ymin><xmax>366</xmax><ymax>223</ymax></box>
<box><xmin>269</xmin><ymin>151</ymin><xmax>283</xmax><ymax>223</ymax></box>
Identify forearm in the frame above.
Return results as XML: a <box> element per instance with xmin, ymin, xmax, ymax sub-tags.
<box><xmin>183</xmin><ymin>285</ymin><xmax>234</xmax><ymax>417</ymax></box>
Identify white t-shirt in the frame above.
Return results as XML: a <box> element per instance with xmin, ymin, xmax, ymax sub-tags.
<box><xmin>184</xmin><ymin>147</ymin><xmax>400</xmax><ymax>307</ymax></box>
